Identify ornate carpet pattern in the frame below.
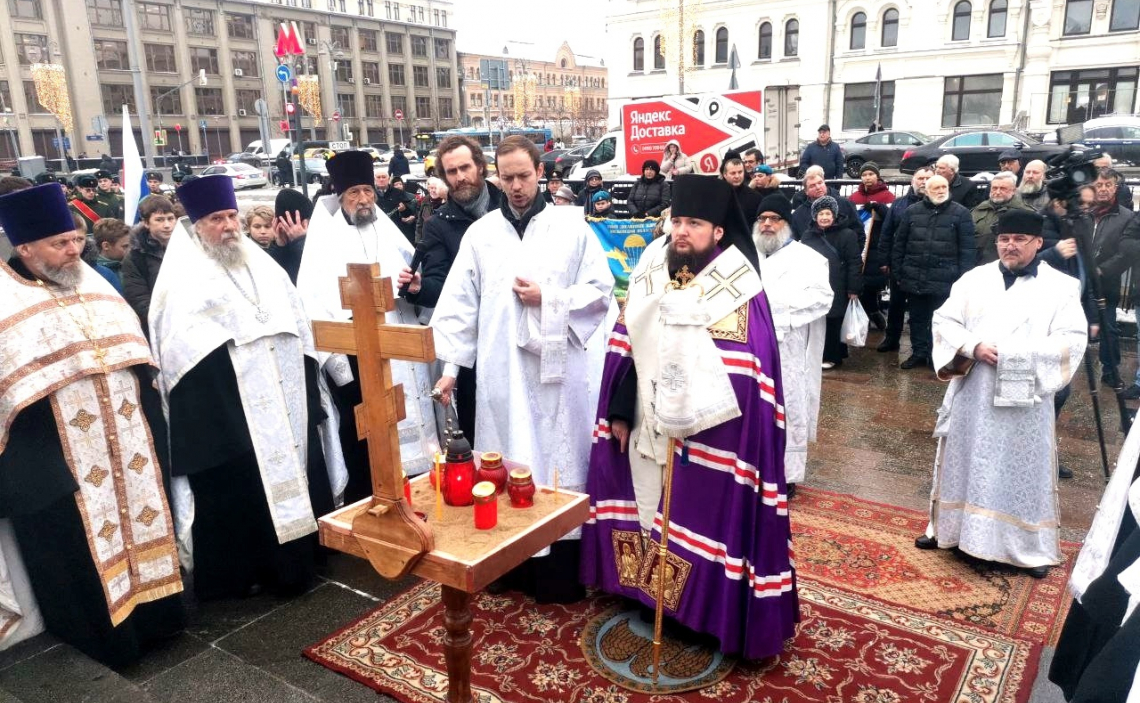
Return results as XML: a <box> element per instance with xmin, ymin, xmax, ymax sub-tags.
<box><xmin>304</xmin><ymin>579</ymin><xmax>1040</xmax><ymax>703</ymax></box>
<box><xmin>791</xmin><ymin>486</ymin><xmax>1078</xmax><ymax>646</ymax></box>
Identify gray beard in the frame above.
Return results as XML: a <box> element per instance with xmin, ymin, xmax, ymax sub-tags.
<box><xmin>991</xmin><ymin>195</ymin><xmax>1013</xmax><ymax>206</ymax></box>
<box><xmin>753</xmin><ymin>222</ymin><xmax>792</xmax><ymax>256</ymax></box>
<box><xmin>36</xmin><ymin>259</ymin><xmax>84</xmax><ymax>288</ymax></box>
<box><xmin>200</xmin><ymin>237</ymin><xmax>246</xmax><ymax>268</ymax></box>
<box><xmin>349</xmin><ymin>206</ymin><xmax>377</xmax><ymax>226</ymax></box>
<box><xmin>1019</xmin><ymin>181</ymin><xmax>1043</xmax><ymax>195</ymax></box>
<box><xmin>928</xmin><ymin>192</ymin><xmax>950</xmax><ymax>205</ymax></box>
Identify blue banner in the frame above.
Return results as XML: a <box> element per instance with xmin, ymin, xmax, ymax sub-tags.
<box><xmin>587</xmin><ymin>218</ymin><xmax>658</xmax><ymax>300</ymax></box>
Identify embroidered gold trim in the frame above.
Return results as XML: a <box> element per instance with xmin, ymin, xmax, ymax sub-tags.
<box><xmin>135</xmin><ymin>506</ymin><xmax>159</xmax><ymax>527</ymax></box>
<box><xmin>116</xmin><ymin>398</ymin><xmax>137</xmax><ymax>420</ymax></box>
<box><xmin>708</xmin><ymin>303</ymin><xmax>749</xmax><ymax>343</ymax></box>
<box><xmin>612</xmin><ymin>530</ymin><xmax>645</xmax><ymax>588</ymax></box>
<box><xmin>69</xmin><ymin>409</ymin><xmax>98</xmax><ymax>432</ymax></box>
<box><xmin>84</xmin><ymin>465</ymin><xmax>109</xmax><ymax>488</ymax></box>
<box><xmin>97</xmin><ymin>520</ymin><xmax>118</xmax><ymax>541</ymax></box>
<box><xmin>637</xmin><ymin>543</ymin><xmax>693</xmax><ymax>612</ymax></box>
<box><xmin>127</xmin><ymin>453</ymin><xmax>149</xmax><ymax>474</ymax></box>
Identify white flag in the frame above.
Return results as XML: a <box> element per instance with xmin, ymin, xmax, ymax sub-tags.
<box><xmin>120</xmin><ymin>104</ymin><xmax>146</xmax><ymax>224</ymax></box>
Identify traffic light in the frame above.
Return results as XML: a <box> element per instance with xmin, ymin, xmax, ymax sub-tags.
<box><xmin>287</xmin><ymin>102</ymin><xmax>302</xmax><ymax>134</ymax></box>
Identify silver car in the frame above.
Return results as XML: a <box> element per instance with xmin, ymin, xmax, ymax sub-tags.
<box><xmin>841</xmin><ymin>130</ymin><xmax>932</xmax><ymax>177</ymax></box>
<box><xmin>200</xmin><ymin>162</ymin><xmax>269</xmax><ymax>190</ymax></box>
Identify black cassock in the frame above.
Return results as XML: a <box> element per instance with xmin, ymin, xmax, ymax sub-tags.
<box><xmin>168</xmin><ymin>345</ymin><xmax>333</xmax><ymax>600</ymax></box>
<box><xmin>1049</xmin><ymin>469</ymin><xmax>1140</xmax><ymax>702</ymax></box>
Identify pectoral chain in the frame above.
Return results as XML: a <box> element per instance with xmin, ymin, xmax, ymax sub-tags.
<box><xmin>222</xmin><ymin>264</ymin><xmax>271</xmax><ymax>323</ymax></box>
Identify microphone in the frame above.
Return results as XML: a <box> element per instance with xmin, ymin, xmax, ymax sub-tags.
<box><xmin>398</xmin><ymin>244</ymin><xmax>428</xmax><ymax>297</ymax></box>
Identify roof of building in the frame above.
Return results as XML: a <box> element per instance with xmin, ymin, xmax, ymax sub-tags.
<box><xmin>457</xmin><ymin>39</ymin><xmax>605</xmax><ymax>69</ymax></box>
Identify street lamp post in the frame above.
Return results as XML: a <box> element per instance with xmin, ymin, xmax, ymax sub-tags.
<box><xmin>154</xmin><ymin>69</ymin><xmax>207</xmax><ymax>160</ymax></box>
<box><xmin>319</xmin><ymin>40</ymin><xmax>346</xmax><ymax>141</ymax></box>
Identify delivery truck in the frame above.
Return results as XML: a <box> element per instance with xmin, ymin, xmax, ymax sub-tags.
<box><xmin>568</xmin><ymin>90</ymin><xmax>766</xmax><ymax>182</ymax></box>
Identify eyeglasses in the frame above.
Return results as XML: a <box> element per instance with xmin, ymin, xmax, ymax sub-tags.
<box><xmin>756</xmin><ymin>215</ymin><xmax>784</xmax><ymax>223</ymax></box>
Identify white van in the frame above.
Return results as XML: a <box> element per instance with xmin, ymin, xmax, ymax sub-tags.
<box><xmin>246</xmin><ymin>139</ymin><xmax>292</xmax><ymax>166</ymax></box>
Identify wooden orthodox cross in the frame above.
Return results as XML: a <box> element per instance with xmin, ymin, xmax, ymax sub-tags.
<box><xmin>310</xmin><ymin>262</ymin><xmax>435</xmax><ymax>579</ymax></box>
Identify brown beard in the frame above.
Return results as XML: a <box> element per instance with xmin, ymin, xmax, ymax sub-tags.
<box><xmin>666</xmin><ymin>240</ymin><xmax>717</xmax><ymax>279</ymax></box>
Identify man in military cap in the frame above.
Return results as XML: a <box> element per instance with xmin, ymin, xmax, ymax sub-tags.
<box><xmin>69</xmin><ymin>174</ymin><xmax>116</xmax><ymax>232</ymax></box>
<box><xmin>95</xmin><ymin>170</ymin><xmax>125</xmax><ymax>219</ymax></box>
<box><xmin>146</xmin><ymin>171</ymin><xmax>164</xmax><ymax>194</ymax></box>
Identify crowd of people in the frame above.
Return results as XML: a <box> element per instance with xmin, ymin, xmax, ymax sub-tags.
<box><xmin>0</xmin><ymin>128</ymin><xmax>1137</xmax><ymax>700</ymax></box>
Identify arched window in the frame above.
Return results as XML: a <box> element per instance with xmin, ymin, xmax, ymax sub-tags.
<box><xmin>715</xmin><ymin>27</ymin><xmax>728</xmax><ymax>63</ymax></box>
<box><xmin>560</xmin><ymin>58</ymin><xmax>567</xmax><ymax>68</ymax></box>
<box><xmin>952</xmin><ymin>1</ymin><xmax>972</xmax><ymax>40</ymax></box>
<box><xmin>693</xmin><ymin>29</ymin><xmax>705</xmax><ymax>66</ymax></box>
<box><xmin>850</xmin><ymin>12</ymin><xmax>867</xmax><ymax>49</ymax></box>
<box><xmin>987</xmin><ymin>0</ymin><xmax>1008</xmax><ymax>37</ymax></box>
<box><xmin>758</xmin><ymin>22</ymin><xmax>773</xmax><ymax>59</ymax></box>
<box><xmin>881</xmin><ymin>8</ymin><xmax>899</xmax><ymax>46</ymax></box>
<box><xmin>785</xmin><ymin>19</ymin><xmax>799</xmax><ymax>56</ymax></box>
<box><xmin>633</xmin><ymin>37</ymin><xmax>644</xmax><ymax>71</ymax></box>
<box><xmin>653</xmin><ymin>35</ymin><xmax>665</xmax><ymax>69</ymax></box>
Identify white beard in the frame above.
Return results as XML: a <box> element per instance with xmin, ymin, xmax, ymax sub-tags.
<box><xmin>41</xmin><ymin>261</ymin><xmax>83</xmax><ymax>288</ymax></box>
<box><xmin>1019</xmin><ymin>181</ymin><xmax>1043</xmax><ymax>196</ymax></box>
<box><xmin>199</xmin><ymin>234</ymin><xmax>246</xmax><ymax>268</ymax></box>
<box><xmin>753</xmin><ymin>222</ymin><xmax>793</xmax><ymax>256</ymax></box>
<box><xmin>929</xmin><ymin>192</ymin><xmax>950</xmax><ymax>205</ymax></box>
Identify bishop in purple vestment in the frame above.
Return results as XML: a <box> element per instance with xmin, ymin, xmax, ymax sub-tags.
<box><xmin>580</xmin><ymin>175</ymin><xmax>800</xmax><ymax>660</ymax></box>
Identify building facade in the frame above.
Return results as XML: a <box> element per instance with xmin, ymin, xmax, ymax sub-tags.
<box><xmin>457</xmin><ymin>41</ymin><xmax>609</xmax><ymax>141</ymax></box>
<box><xmin>606</xmin><ymin>0</ymin><xmax>1140</xmax><ymax>164</ymax></box>
<box><xmin>0</xmin><ymin>0</ymin><xmax>460</xmax><ymax>163</ymax></box>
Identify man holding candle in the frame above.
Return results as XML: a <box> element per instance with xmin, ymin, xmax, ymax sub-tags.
<box><xmin>429</xmin><ymin>136</ymin><xmax>614</xmax><ymax>603</ymax></box>
<box><xmin>581</xmin><ymin>174</ymin><xmax>800</xmax><ymax>660</ymax></box>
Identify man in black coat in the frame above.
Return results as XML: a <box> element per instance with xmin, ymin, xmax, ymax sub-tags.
<box><xmin>396</xmin><ymin>136</ymin><xmax>501</xmax><ymax>441</ymax></box>
<box><xmin>790</xmin><ymin>166</ymin><xmax>860</xmax><ymax>240</ymax></box>
<box><xmin>935</xmin><ymin>154</ymin><xmax>986</xmax><ymax>210</ymax></box>
<box><xmin>797</xmin><ymin>124</ymin><xmax>844</xmax><ymax>179</ymax></box>
<box><xmin>722</xmin><ymin>153</ymin><xmax>762</xmax><ymax>227</ymax></box>
<box><xmin>877</xmin><ymin>168</ymin><xmax>934</xmax><ymax>352</ymax></box>
<box><xmin>1087</xmin><ymin>169</ymin><xmax>1140</xmax><ymax>386</ymax></box>
<box><xmin>375</xmin><ymin>171</ymin><xmax>417</xmax><ymax>245</ymax></box>
<box><xmin>891</xmin><ymin>174</ymin><xmax>976</xmax><ymax>369</ymax></box>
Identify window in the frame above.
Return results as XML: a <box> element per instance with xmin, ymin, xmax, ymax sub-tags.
<box><xmin>337</xmin><ymin>94</ymin><xmax>356</xmax><ymax>118</ymax></box>
<box><xmin>144</xmin><ymin>43</ymin><xmax>176</xmax><ymax>73</ymax></box>
<box><xmin>653</xmin><ymin>36</ymin><xmax>665</xmax><ymax>69</ymax></box>
<box><xmin>850</xmin><ymin>12</ymin><xmax>867</xmax><ymax>49</ymax></box>
<box><xmin>987</xmin><ymin>0</ymin><xmax>1008</xmax><ymax>37</ymax></box>
<box><xmin>10</xmin><ymin>0</ymin><xmax>42</xmax><ymax>19</ymax></box>
<box><xmin>386</xmin><ymin>32</ymin><xmax>403</xmax><ymax>54</ymax></box>
<box><xmin>190</xmin><ymin>48</ymin><xmax>219</xmax><ymax>75</ymax></box>
<box><xmin>952</xmin><ymin>1</ymin><xmax>972</xmax><ymax>40</ymax></box>
<box><xmin>842</xmin><ymin>80</ymin><xmax>895</xmax><ymax>129</ymax></box>
<box><xmin>758</xmin><ymin>22</ymin><xmax>772</xmax><ymax>59</ymax></box>
<box><xmin>0</xmin><ymin>82</ymin><xmax>12</xmax><ymax>114</ymax></box>
<box><xmin>441</xmin><ymin>10</ymin><xmax>446</xmax><ymax>27</ymax></box>
<box><xmin>984</xmin><ymin>131</ymin><xmax>1021</xmax><ymax>146</ymax></box>
<box><xmin>944</xmin><ymin>132</ymin><xmax>985</xmax><ymax>147</ymax></box>
<box><xmin>411</xmin><ymin>36</ymin><xmax>428</xmax><ymax>57</ymax></box>
<box><xmin>434</xmin><ymin>38</ymin><xmax>451</xmax><ymax>59</ymax></box>
<box><xmin>365</xmin><ymin>94</ymin><xmax>384</xmax><ymax>117</ymax></box>
<box><xmin>413</xmin><ymin>65</ymin><xmax>429</xmax><ymax>87</ymax></box>
<box><xmin>137</xmin><ymin>3</ymin><xmax>171</xmax><ymax>31</ymax></box>
<box><xmin>150</xmin><ymin>86</ymin><xmax>181</xmax><ymax>114</ymax></box>
<box><xmin>94</xmin><ymin>40</ymin><xmax>128</xmax><ymax>71</ymax></box>
<box><xmin>86</xmin><ymin>0</ymin><xmax>122</xmax><ymax>27</ymax></box>
<box><xmin>715</xmin><ymin>27</ymin><xmax>728</xmax><ymax>63</ymax></box>
<box><xmin>184</xmin><ymin>8</ymin><xmax>214</xmax><ymax>35</ymax></box>
<box><xmin>439</xmin><ymin>97</ymin><xmax>453</xmax><ymax>118</ymax></box>
<box><xmin>1047</xmin><ymin>67</ymin><xmax>1138</xmax><ymax>123</ymax></box>
<box><xmin>882</xmin><ymin>9</ymin><xmax>899</xmax><ymax>46</ymax></box>
<box><xmin>194</xmin><ymin>87</ymin><xmax>224</xmax><ymax>115</ymax></box>
<box><xmin>436</xmin><ymin>67</ymin><xmax>451</xmax><ymax>88</ymax></box>
<box><xmin>24</xmin><ymin>81</ymin><xmax>48</xmax><ymax>113</ymax></box>
<box><xmin>693</xmin><ymin>30</ymin><xmax>705</xmax><ymax>66</ymax></box>
<box><xmin>1110</xmin><ymin>0</ymin><xmax>1140</xmax><ymax>30</ymax></box>
<box><xmin>226</xmin><ymin>13</ymin><xmax>255</xmax><ymax>40</ymax></box>
<box><xmin>633</xmin><ymin>37</ymin><xmax>644</xmax><ymax>71</ymax></box>
<box><xmin>235</xmin><ymin>89</ymin><xmax>260</xmax><ymax>114</ymax></box>
<box><xmin>941</xmin><ymin>73</ymin><xmax>1004</xmax><ymax>127</ymax></box>
<box><xmin>416</xmin><ymin>96</ymin><xmax>431</xmax><ymax>117</ymax></box>
<box><xmin>360</xmin><ymin>29</ymin><xmax>378</xmax><ymax>52</ymax></box>
<box><xmin>785</xmin><ymin>19</ymin><xmax>799</xmax><ymax>56</ymax></box>
<box><xmin>15</xmin><ymin>34</ymin><xmax>47</xmax><ymax>65</ymax></box>
<box><xmin>389</xmin><ymin>64</ymin><xmax>405</xmax><ymax>85</ymax></box>
<box><xmin>362</xmin><ymin>61</ymin><xmax>381</xmax><ymax>84</ymax></box>
<box><xmin>335</xmin><ymin>61</ymin><xmax>353</xmax><ymax>82</ymax></box>
<box><xmin>101</xmin><ymin>83</ymin><xmax>135</xmax><ymax>114</ymax></box>
<box><xmin>1064</xmin><ymin>0</ymin><xmax>1093</xmax><ymax>34</ymax></box>
<box><xmin>331</xmin><ymin>26</ymin><xmax>350</xmax><ymax>49</ymax></box>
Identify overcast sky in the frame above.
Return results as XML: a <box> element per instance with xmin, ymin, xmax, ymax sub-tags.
<box><xmin>452</xmin><ymin>1</ymin><xmax>609</xmax><ymax>62</ymax></box>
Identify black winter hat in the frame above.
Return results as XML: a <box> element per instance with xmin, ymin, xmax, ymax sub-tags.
<box><xmin>811</xmin><ymin>195</ymin><xmax>839</xmax><ymax>219</ymax></box>
<box><xmin>326</xmin><ymin>151</ymin><xmax>376</xmax><ymax>194</ymax></box>
<box><xmin>756</xmin><ymin>194</ymin><xmax>793</xmax><ymax>223</ymax></box>
<box><xmin>641</xmin><ymin>159</ymin><xmax>660</xmax><ymax>172</ymax></box>
<box><xmin>996</xmin><ymin>208</ymin><xmax>1044</xmax><ymax>236</ymax></box>
<box><xmin>275</xmin><ymin>187</ymin><xmax>314</xmax><ymax>221</ymax></box>
<box><xmin>859</xmin><ymin>161</ymin><xmax>881</xmax><ymax>177</ymax></box>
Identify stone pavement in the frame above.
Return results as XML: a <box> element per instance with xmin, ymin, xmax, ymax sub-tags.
<box><xmin>0</xmin><ymin>325</ymin><xmax>1126</xmax><ymax>702</ymax></box>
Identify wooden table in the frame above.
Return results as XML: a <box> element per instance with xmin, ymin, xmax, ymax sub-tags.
<box><xmin>319</xmin><ymin>472</ymin><xmax>589</xmax><ymax>703</ymax></box>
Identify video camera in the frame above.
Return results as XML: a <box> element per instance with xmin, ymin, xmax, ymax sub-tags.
<box><xmin>1046</xmin><ymin>122</ymin><xmax>1102</xmax><ymax>201</ymax></box>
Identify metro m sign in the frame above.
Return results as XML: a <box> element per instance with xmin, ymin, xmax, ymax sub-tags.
<box><xmin>275</xmin><ymin>21</ymin><xmax>305</xmax><ymax>58</ymax></box>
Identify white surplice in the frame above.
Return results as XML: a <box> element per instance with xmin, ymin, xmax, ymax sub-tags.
<box><xmin>430</xmin><ymin>202</ymin><xmax>614</xmax><ymax>501</ymax></box>
<box><xmin>758</xmin><ymin>239</ymin><xmax>833</xmax><ymax>484</ymax></box>
<box><xmin>297</xmin><ymin>196</ymin><xmax>442</xmax><ymax>476</ymax></box>
<box><xmin>927</xmin><ymin>261</ymin><xmax>1087</xmax><ymax>568</ymax></box>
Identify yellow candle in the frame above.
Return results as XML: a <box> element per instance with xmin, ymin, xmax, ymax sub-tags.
<box><xmin>554</xmin><ymin>465</ymin><xmax>560</xmax><ymax>501</ymax></box>
<box><xmin>434</xmin><ymin>452</ymin><xmax>443</xmax><ymax>521</ymax></box>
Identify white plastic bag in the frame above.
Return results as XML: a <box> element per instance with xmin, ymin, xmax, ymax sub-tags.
<box><xmin>841</xmin><ymin>299</ymin><xmax>869</xmax><ymax>347</ymax></box>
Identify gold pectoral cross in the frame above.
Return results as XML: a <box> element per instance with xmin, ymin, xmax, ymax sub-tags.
<box><xmin>670</xmin><ymin>265</ymin><xmax>695</xmax><ymax>290</ymax></box>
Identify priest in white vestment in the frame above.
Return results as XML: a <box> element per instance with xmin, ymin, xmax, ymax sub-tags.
<box><xmin>296</xmin><ymin>151</ymin><xmax>442</xmax><ymax>501</ymax></box>
<box><xmin>917</xmin><ymin>209</ymin><xmax>1087</xmax><ymax>579</ymax></box>
<box><xmin>431</xmin><ymin>136</ymin><xmax>614</xmax><ymax>602</ymax></box>
<box><xmin>753</xmin><ymin>194</ymin><xmax>833</xmax><ymax>495</ymax></box>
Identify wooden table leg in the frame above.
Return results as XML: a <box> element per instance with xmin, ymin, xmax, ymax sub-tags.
<box><xmin>441</xmin><ymin>585</ymin><xmax>474</xmax><ymax>703</ymax></box>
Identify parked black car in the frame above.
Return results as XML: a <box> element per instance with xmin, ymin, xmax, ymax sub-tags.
<box><xmin>899</xmin><ymin>129</ymin><xmax>1076</xmax><ymax>176</ymax></box>
<box><xmin>553</xmin><ymin>143</ymin><xmax>595</xmax><ymax>176</ymax></box>
<box><xmin>541</xmin><ymin>148</ymin><xmax>567</xmax><ymax>175</ymax></box>
<box><xmin>1075</xmin><ymin>116</ymin><xmax>1140</xmax><ymax>167</ymax></box>
<box><xmin>841</xmin><ymin>130</ymin><xmax>931</xmax><ymax>177</ymax></box>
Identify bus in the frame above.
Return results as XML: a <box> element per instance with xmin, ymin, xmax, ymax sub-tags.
<box><xmin>427</xmin><ymin>127</ymin><xmax>553</xmax><ymax>149</ymax></box>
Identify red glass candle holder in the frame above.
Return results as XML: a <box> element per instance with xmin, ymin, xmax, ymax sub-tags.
<box><xmin>472</xmin><ymin>481</ymin><xmax>498</xmax><ymax>530</ymax></box>
<box><xmin>443</xmin><ymin>456</ymin><xmax>475</xmax><ymax>507</ymax></box>
<box><xmin>477</xmin><ymin>452</ymin><xmax>508</xmax><ymax>494</ymax></box>
<box><xmin>507</xmin><ymin>468</ymin><xmax>536</xmax><ymax>508</ymax></box>
<box><xmin>402</xmin><ymin>469</ymin><xmax>412</xmax><ymax>505</ymax></box>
